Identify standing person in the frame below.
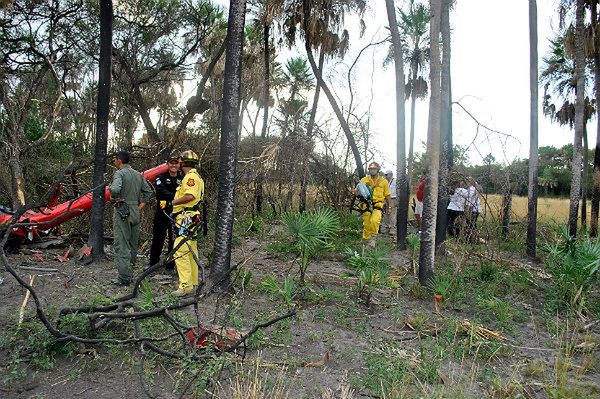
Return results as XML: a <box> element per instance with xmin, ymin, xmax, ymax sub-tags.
<box><xmin>414</xmin><ymin>171</ymin><xmax>426</xmax><ymax>232</ymax></box>
<box><xmin>147</xmin><ymin>151</ymin><xmax>183</xmax><ymax>273</ymax></box>
<box><xmin>109</xmin><ymin>151</ymin><xmax>153</xmax><ymax>286</ymax></box>
<box><xmin>465</xmin><ymin>177</ymin><xmax>483</xmax><ymax>241</ymax></box>
<box><xmin>383</xmin><ymin>170</ymin><xmax>397</xmax><ymax>234</ymax></box>
<box><xmin>360</xmin><ymin>162</ymin><xmax>392</xmax><ymax>248</ymax></box>
<box><xmin>160</xmin><ymin>150</ymin><xmax>204</xmax><ymax>297</ymax></box>
<box><xmin>447</xmin><ymin>180</ymin><xmax>469</xmax><ymax>237</ymax></box>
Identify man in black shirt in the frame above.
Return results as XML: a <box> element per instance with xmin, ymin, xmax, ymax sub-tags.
<box><xmin>147</xmin><ymin>151</ymin><xmax>183</xmax><ymax>272</ymax></box>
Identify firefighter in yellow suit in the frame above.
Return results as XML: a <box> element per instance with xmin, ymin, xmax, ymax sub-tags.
<box><xmin>360</xmin><ymin>162</ymin><xmax>392</xmax><ymax>248</ymax></box>
<box><xmin>161</xmin><ymin>150</ymin><xmax>204</xmax><ymax>297</ymax></box>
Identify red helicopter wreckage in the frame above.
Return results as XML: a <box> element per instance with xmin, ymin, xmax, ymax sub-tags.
<box><xmin>0</xmin><ymin>163</ymin><xmax>169</xmax><ymax>246</ymax></box>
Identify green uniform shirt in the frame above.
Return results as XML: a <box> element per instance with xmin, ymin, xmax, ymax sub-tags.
<box><xmin>109</xmin><ymin>164</ymin><xmax>153</xmax><ymax>205</ymax></box>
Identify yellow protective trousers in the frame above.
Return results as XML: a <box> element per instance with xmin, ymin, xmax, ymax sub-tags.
<box><xmin>173</xmin><ymin>212</ymin><xmax>199</xmax><ymax>290</ymax></box>
<box><xmin>362</xmin><ymin>208</ymin><xmax>383</xmax><ymax>240</ymax></box>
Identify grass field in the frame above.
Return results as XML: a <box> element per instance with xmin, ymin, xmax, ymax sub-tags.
<box><xmin>482</xmin><ymin>194</ymin><xmax>590</xmax><ymax>224</ymax></box>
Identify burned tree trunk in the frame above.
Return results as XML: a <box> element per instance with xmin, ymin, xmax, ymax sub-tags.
<box><xmin>209</xmin><ymin>0</ymin><xmax>247</xmax><ymax>290</ymax></box>
<box><xmin>89</xmin><ymin>0</ymin><xmax>113</xmax><ymax>260</ymax></box>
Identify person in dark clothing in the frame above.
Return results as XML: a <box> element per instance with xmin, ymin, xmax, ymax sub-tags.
<box><xmin>147</xmin><ymin>151</ymin><xmax>183</xmax><ymax>272</ymax></box>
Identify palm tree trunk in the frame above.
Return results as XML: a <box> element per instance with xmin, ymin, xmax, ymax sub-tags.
<box><xmin>256</xmin><ymin>23</ymin><xmax>270</xmax><ymax>215</ymax></box>
<box><xmin>418</xmin><ymin>0</ymin><xmax>442</xmax><ymax>286</ymax></box>
<box><xmin>89</xmin><ymin>0</ymin><xmax>113</xmax><ymax>260</ymax></box>
<box><xmin>407</xmin><ymin>68</ymin><xmax>417</xmax><ymax>190</ymax></box>
<box><xmin>582</xmin><ymin>124</ymin><xmax>589</xmax><ymax>230</ymax></box>
<box><xmin>302</xmin><ymin>0</ymin><xmax>364</xmax><ymax>178</ymax></box>
<box><xmin>568</xmin><ymin>0</ymin><xmax>586</xmax><ymax>237</ymax></box>
<box><xmin>385</xmin><ymin>0</ymin><xmax>409</xmax><ymax>250</ymax></box>
<box><xmin>526</xmin><ymin>0</ymin><xmax>539</xmax><ymax>257</ymax></box>
<box><xmin>591</xmin><ymin>0</ymin><xmax>600</xmax><ymax>237</ymax></box>
<box><xmin>300</xmin><ymin>51</ymin><xmax>324</xmax><ymax>213</ymax></box>
<box><xmin>209</xmin><ymin>0</ymin><xmax>247</xmax><ymax>290</ymax></box>
<box><xmin>435</xmin><ymin>0</ymin><xmax>451</xmax><ymax>252</ymax></box>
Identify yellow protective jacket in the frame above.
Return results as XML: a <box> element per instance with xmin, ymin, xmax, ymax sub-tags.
<box><xmin>173</xmin><ymin>169</ymin><xmax>204</xmax><ymax>215</ymax></box>
<box><xmin>360</xmin><ymin>175</ymin><xmax>391</xmax><ymax>205</ymax></box>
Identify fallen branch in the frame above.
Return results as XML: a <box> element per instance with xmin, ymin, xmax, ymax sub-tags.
<box><xmin>18</xmin><ymin>274</ymin><xmax>36</xmax><ymax>325</ymax></box>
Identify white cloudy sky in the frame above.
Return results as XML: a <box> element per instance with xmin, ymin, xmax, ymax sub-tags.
<box><xmin>207</xmin><ymin>0</ymin><xmax>584</xmax><ymax>169</ymax></box>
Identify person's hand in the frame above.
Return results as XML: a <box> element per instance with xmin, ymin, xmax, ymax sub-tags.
<box><xmin>139</xmin><ymin>203</ymin><xmax>146</xmax><ymax>210</ymax></box>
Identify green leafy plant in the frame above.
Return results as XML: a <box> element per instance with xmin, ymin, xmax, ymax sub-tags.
<box><xmin>428</xmin><ymin>273</ymin><xmax>452</xmax><ymax>296</ymax></box>
<box><xmin>344</xmin><ymin>247</ymin><xmax>390</xmax><ymax>305</ymax></box>
<box><xmin>405</xmin><ymin>233</ymin><xmax>420</xmax><ymax>274</ymax></box>
<box><xmin>544</xmin><ymin>227</ymin><xmax>600</xmax><ymax>312</ymax></box>
<box><xmin>258</xmin><ymin>275</ymin><xmax>296</xmax><ymax>308</ymax></box>
<box><xmin>282</xmin><ymin>208</ymin><xmax>340</xmax><ymax>283</ymax></box>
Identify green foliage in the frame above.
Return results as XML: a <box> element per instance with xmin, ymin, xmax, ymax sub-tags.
<box><xmin>344</xmin><ymin>247</ymin><xmax>390</xmax><ymax>304</ymax></box>
<box><xmin>258</xmin><ymin>275</ymin><xmax>296</xmax><ymax>308</ymax></box>
<box><xmin>234</xmin><ymin>266</ymin><xmax>253</xmax><ymax>289</ymax></box>
<box><xmin>237</xmin><ymin>215</ymin><xmax>264</xmax><ymax>236</ymax></box>
<box><xmin>543</xmin><ymin>228</ymin><xmax>600</xmax><ymax>311</ymax></box>
<box><xmin>0</xmin><ymin>320</ymin><xmax>78</xmax><ymax>382</ymax></box>
<box><xmin>428</xmin><ymin>272</ymin><xmax>453</xmax><ymax>296</ymax></box>
<box><xmin>360</xmin><ymin>340</ymin><xmax>447</xmax><ymax>396</ymax></box>
<box><xmin>282</xmin><ymin>208</ymin><xmax>340</xmax><ymax>283</ymax></box>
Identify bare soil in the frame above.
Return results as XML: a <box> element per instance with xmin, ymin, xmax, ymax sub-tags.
<box><xmin>0</xmin><ymin>222</ymin><xmax>599</xmax><ymax>399</ymax></box>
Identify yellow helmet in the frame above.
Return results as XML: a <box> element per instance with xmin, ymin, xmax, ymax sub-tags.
<box><xmin>180</xmin><ymin>150</ymin><xmax>199</xmax><ymax>167</ymax></box>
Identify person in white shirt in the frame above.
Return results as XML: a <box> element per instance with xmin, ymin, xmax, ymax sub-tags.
<box><xmin>465</xmin><ymin>177</ymin><xmax>483</xmax><ymax>241</ymax></box>
<box><xmin>383</xmin><ymin>170</ymin><xmax>397</xmax><ymax>234</ymax></box>
<box><xmin>447</xmin><ymin>181</ymin><xmax>469</xmax><ymax>237</ymax></box>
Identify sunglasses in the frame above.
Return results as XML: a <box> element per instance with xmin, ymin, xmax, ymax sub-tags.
<box><xmin>168</xmin><ymin>160</ymin><xmax>180</xmax><ymax>165</ymax></box>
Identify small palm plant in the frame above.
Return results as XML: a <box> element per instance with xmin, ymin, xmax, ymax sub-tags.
<box><xmin>283</xmin><ymin>208</ymin><xmax>339</xmax><ymax>284</ymax></box>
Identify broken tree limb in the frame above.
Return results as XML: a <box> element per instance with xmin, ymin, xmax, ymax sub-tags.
<box><xmin>18</xmin><ymin>274</ymin><xmax>36</xmax><ymax>325</ymax></box>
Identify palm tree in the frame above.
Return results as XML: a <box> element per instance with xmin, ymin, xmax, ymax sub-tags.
<box><xmin>435</xmin><ymin>0</ymin><xmax>451</xmax><ymax>251</ymax></box>
<box><xmin>589</xmin><ymin>0</ymin><xmax>600</xmax><ymax>237</ymax></box>
<box><xmin>210</xmin><ymin>0</ymin><xmax>248</xmax><ymax>290</ymax></box>
<box><xmin>397</xmin><ymin>1</ymin><xmax>430</xmax><ymax>190</ymax></box>
<box><xmin>296</xmin><ymin>0</ymin><xmax>367</xmax><ymax>177</ymax></box>
<box><xmin>527</xmin><ymin>0</ymin><xmax>539</xmax><ymax>257</ymax></box>
<box><xmin>385</xmin><ymin>0</ymin><xmax>408</xmax><ymax>250</ymax></box>
<box><xmin>541</xmin><ymin>29</ymin><xmax>592</xmax><ymax>236</ymax></box>
<box><xmin>568</xmin><ymin>0</ymin><xmax>586</xmax><ymax>237</ymax></box>
<box><xmin>300</xmin><ymin>51</ymin><xmax>325</xmax><ymax>213</ymax></box>
<box><xmin>89</xmin><ymin>0</ymin><xmax>113</xmax><ymax>260</ymax></box>
<box><xmin>251</xmin><ymin>0</ymin><xmax>282</xmax><ymax>214</ymax></box>
<box><xmin>418</xmin><ymin>0</ymin><xmax>442</xmax><ymax>286</ymax></box>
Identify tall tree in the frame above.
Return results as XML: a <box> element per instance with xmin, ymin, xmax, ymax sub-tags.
<box><xmin>568</xmin><ymin>0</ymin><xmax>586</xmax><ymax>237</ymax></box>
<box><xmin>385</xmin><ymin>0</ymin><xmax>409</xmax><ymax>250</ymax></box>
<box><xmin>591</xmin><ymin>0</ymin><xmax>600</xmax><ymax>236</ymax></box>
<box><xmin>298</xmin><ymin>0</ymin><xmax>366</xmax><ymax>178</ymax></box>
<box><xmin>435</xmin><ymin>0</ymin><xmax>451</xmax><ymax>251</ymax></box>
<box><xmin>88</xmin><ymin>0</ymin><xmax>113</xmax><ymax>260</ymax></box>
<box><xmin>397</xmin><ymin>2</ymin><xmax>430</xmax><ymax>190</ymax></box>
<box><xmin>527</xmin><ymin>0</ymin><xmax>539</xmax><ymax>257</ymax></box>
<box><xmin>210</xmin><ymin>0</ymin><xmax>248</xmax><ymax>289</ymax></box>
<box><xmin>253</xmin><ymin>0</ymin><xmax>282</xmax><ymax>214</ymax></box>
<box><xmin>418</xmin><ymin>0</ymin><xmax>442</xmax><ymax>286</ymax></box>
<box><xmin>299</xmin><ymin>51</ymin><xmax>325</xmax><ymax>213</ymax></box>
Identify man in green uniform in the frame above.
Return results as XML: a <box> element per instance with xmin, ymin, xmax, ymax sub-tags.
<box><xmin>109</xmin><ymin>151</ymin><xmax>153</xmax><ymax>286</ymax></box>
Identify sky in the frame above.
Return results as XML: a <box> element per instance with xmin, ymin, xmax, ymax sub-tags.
<box><xmin>207</xmin><ymin>0</ymin><xmax>584</xmax><ymax>169</ymax></box>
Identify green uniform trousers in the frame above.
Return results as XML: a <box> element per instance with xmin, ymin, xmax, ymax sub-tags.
<box><xmin>113</xmin><ymin>207</ymin><xmax>140</xmax><ymax>283</ymax></box>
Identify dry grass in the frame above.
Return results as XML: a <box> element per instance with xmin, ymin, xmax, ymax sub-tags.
<box><xmin>482</xmin><ymin>194</ymin><xmax>590</xmax><ymax>224</ymax></box>
<box><xmin>214</xmin><ymin>363</ymin><xmax>289</xmax><ymax>399</ymax></box>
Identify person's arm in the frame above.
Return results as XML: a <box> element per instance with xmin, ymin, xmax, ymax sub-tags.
<box><xmin>139</xmin><ymin>178</ymin><xmax>153</xmax><ymax>209</ymax></box>
<box><xmin>172</xmin><ymin>194</ymin><xmax>195</xmax><ymax>206</ymax></box>
<box><xmin>385</xmin><ymin>194</ymin><xmax>392</xmax><ymax>212</ymax></box>
<box><xmin>109</xmin><ymin>170</ymin><xmax>122</xmax><ymax>199</ymax></box>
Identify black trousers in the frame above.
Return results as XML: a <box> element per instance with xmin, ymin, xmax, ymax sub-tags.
<box><xmin>447</xmin><ymin>209</ymin><xmax>464</xmax><ymax>237</ymax></box>
<box><xmin>149</xmin><ymin>209</ymin><xmax>175</xmax><ymax>270</ymax></box>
